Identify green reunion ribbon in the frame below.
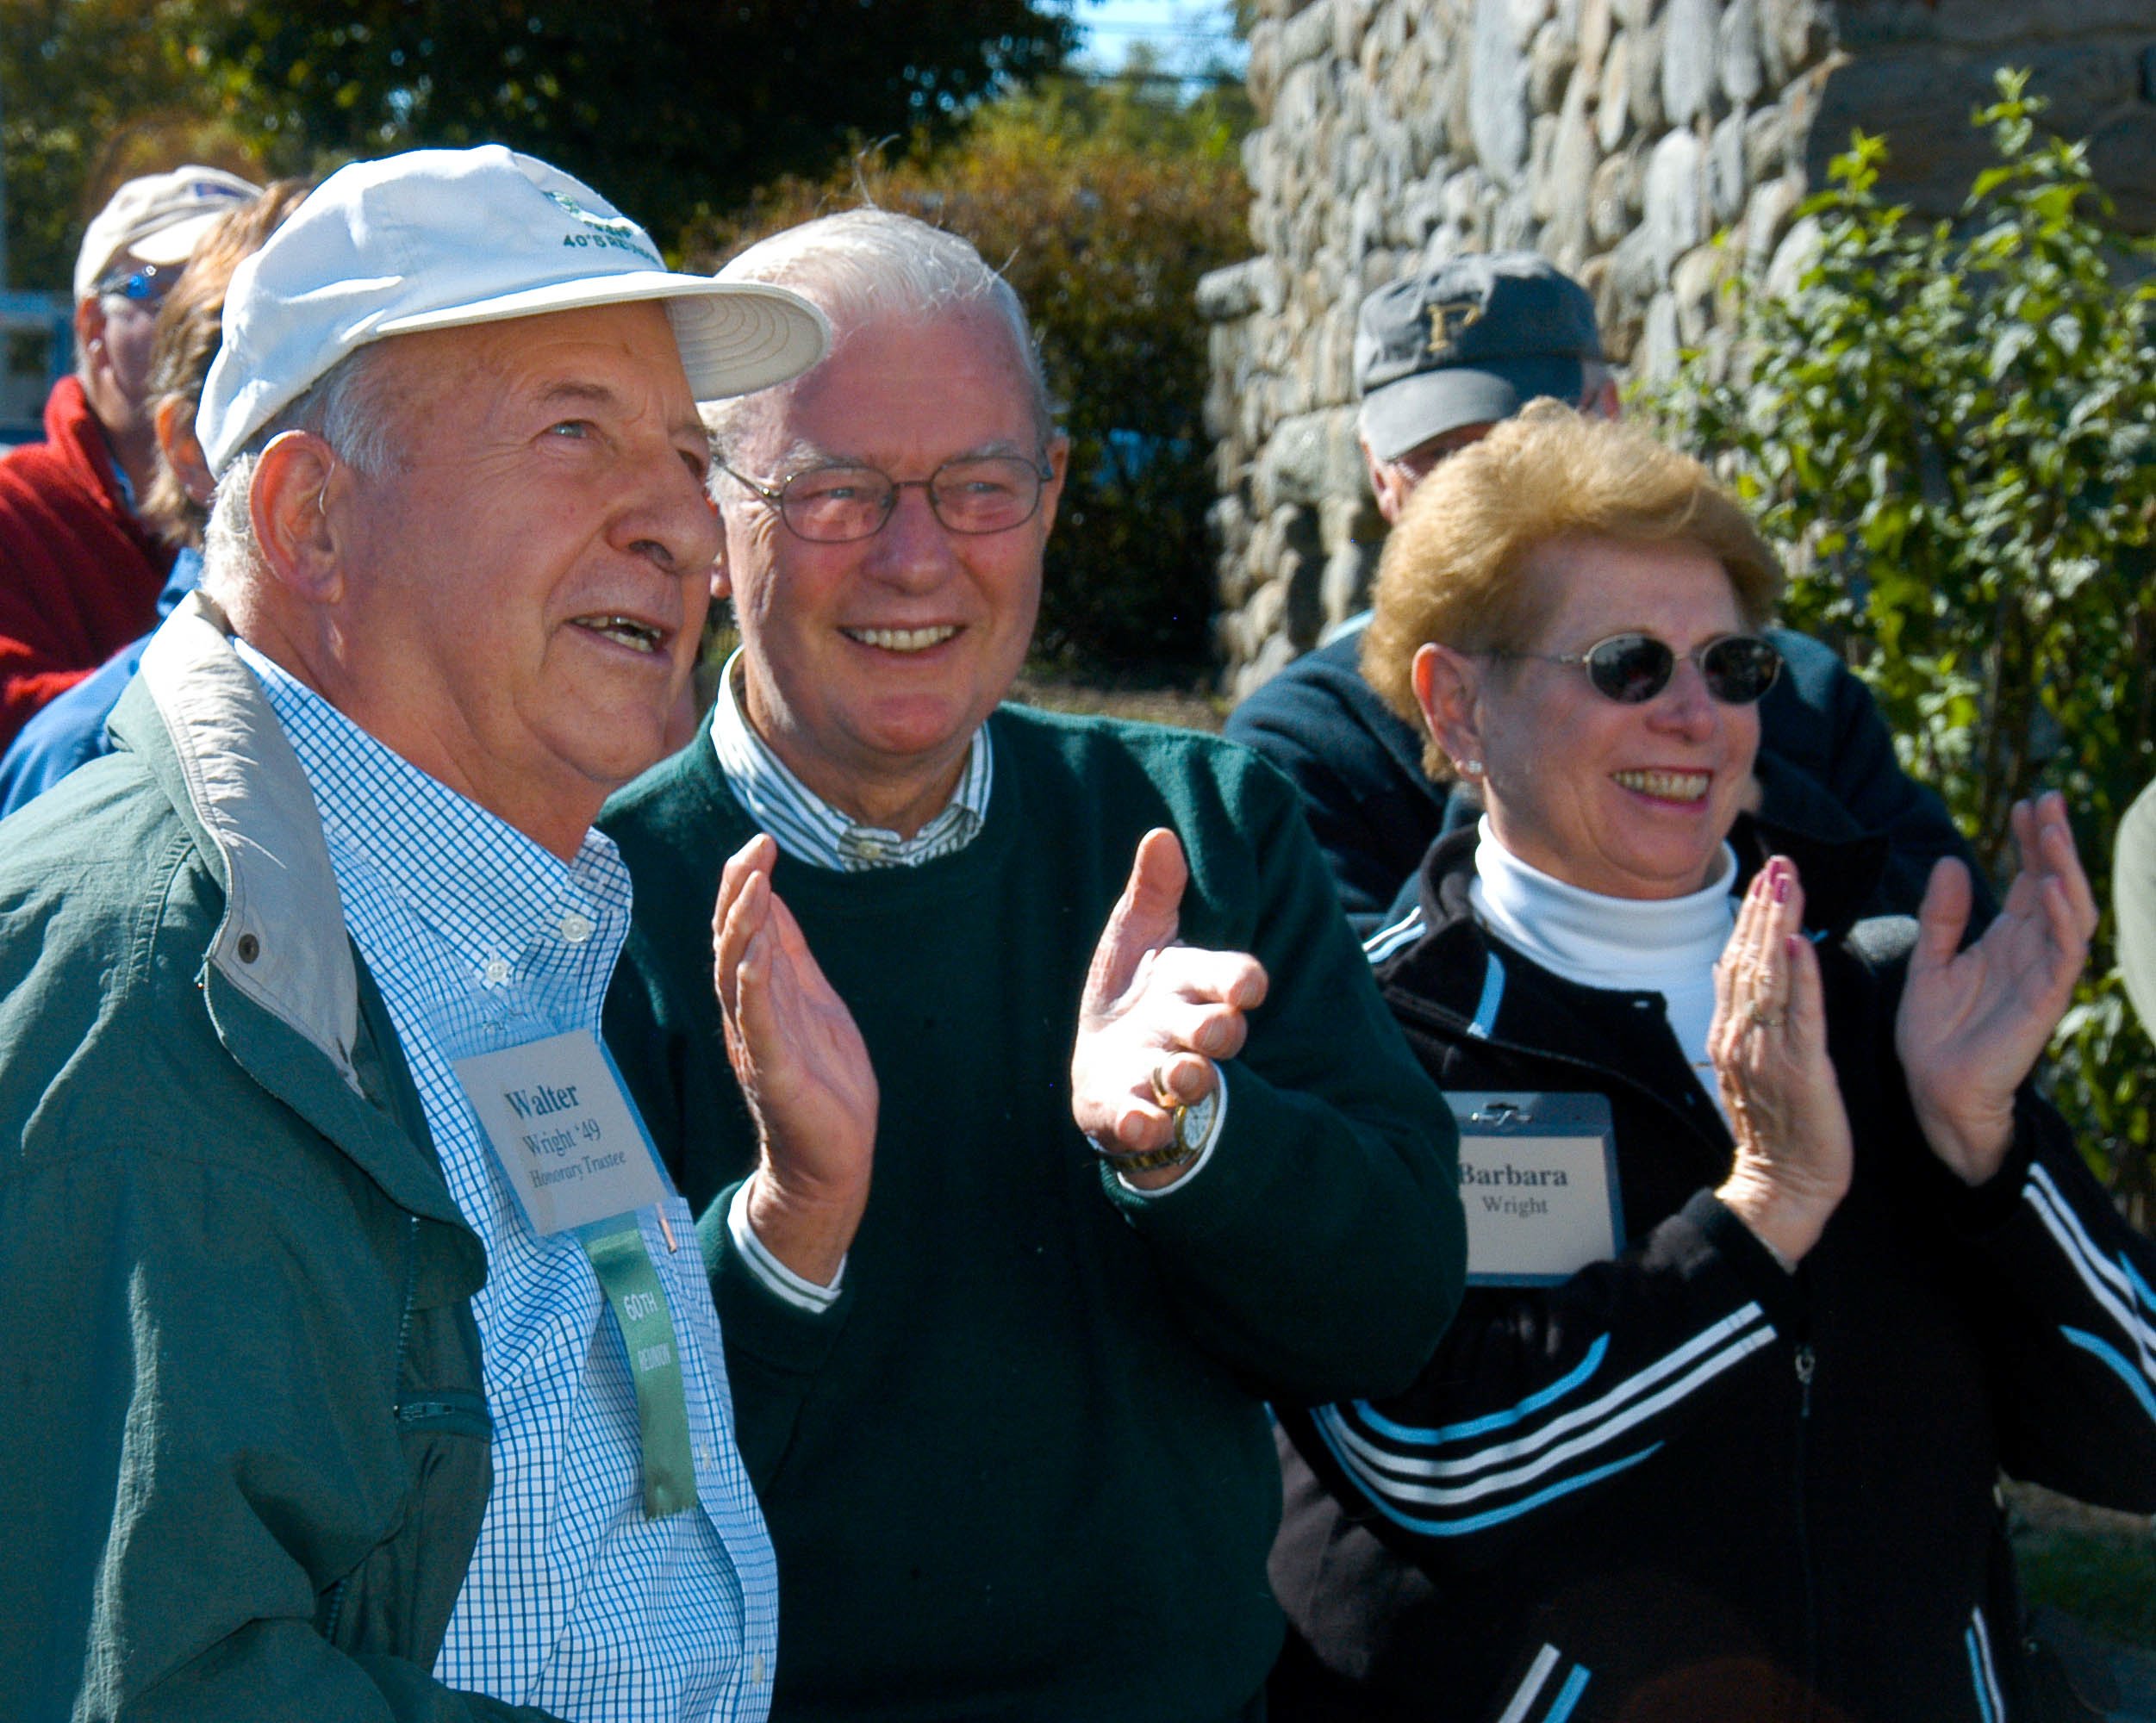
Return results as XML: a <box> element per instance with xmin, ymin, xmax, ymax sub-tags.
<box><xmin>579</xmin><ymin>1219</ymin><xmax>700</xmax><ymax>1518</ymax></box>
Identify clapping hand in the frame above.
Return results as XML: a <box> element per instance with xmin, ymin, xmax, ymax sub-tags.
<box><xmin>1897</xmin><ymin>793</ymin><xmax>2096</xmax><ymax>1185</ymax></box>
<box><xmin>1709</xmin><ymin>857</ymin><xmax>1854</xmax><ymax>1265</ymax></box>
<box><xmin>713</xmin><ymin>833</ymin><xmax>877</xmax><ymax>1284</ymax></box>
<box><xmin>1070</xmin><ymin>829</ymin><xmax>1268</xmax><ymax>1191</ymax></box>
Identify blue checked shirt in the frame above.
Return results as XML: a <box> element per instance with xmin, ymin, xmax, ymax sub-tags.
<box><xmin>238</xmin><ymin>643</ymin><xmax>778</xmax><ymax>1721</ymax></box>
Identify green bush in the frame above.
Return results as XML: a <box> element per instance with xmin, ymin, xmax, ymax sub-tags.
<box><xmin>2014</xmin><ymin>1524</ymin><xmax>2156</xmax><ymax>1650</ymax></box>
<box><xmin>1650</xmin><ymin>71</ymin><xmax>2156</xmax><ymax>1210</ymax></box>
<box><xmin>692</xmin><ymin>94</ymin><xmax>1249</xmax><ymax>675</ymax></box>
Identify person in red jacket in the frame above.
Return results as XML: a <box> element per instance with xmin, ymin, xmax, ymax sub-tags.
<box><xmin>0</xmin><ymin>164</ymin><xmax>257</xmax><ymax>749</ymax></box>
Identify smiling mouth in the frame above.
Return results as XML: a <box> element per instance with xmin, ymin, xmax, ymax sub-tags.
<box><xmin>843</xmin><ymin>625</ymin><xmax>959</xmax><ymax>653</ymax></box>
<box><xmin>1612</xmin><ymin>768</ymin><xmax>1710</xmax><ymax>802</ymax></box>
<box><xmin>572</xmin><ymin>614</ymin><xmax>669</xmax><ymax>654</ymax></box>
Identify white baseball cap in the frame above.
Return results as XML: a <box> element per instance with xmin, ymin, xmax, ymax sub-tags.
<box><xmin>74</xmin><ymin>165</ymin><xmax>261</xmax><ymax>302</ymax></box>
<box><xmin>198</xmin><ymin>145</ymin><xmax>831</xmax><ymax>474</ymax></box>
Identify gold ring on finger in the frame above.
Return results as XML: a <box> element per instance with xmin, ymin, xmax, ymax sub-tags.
<box><xmin>1748</xmin><ymin>1002</ymin><xmax>1782</xmax><ymax>1029</ymax></box>
<box><xmin>1150</xmin><ymin>1061</ymin><xmax>1180</xmax><ymax>1110</ymax></box>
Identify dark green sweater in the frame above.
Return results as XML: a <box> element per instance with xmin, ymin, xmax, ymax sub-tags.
<box><xmin>601</xmin><ymin>706</ymin><xmax>1463</xmax><ymax>1723</ymax></box>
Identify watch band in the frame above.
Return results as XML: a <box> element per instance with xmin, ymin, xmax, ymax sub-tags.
<box><xmin>1095</xmin><ymin>1129</ymin><xmax>1202</xmax><ymax>1175</ymax></box>
<box><xmin>1091</xmin><ymin>1079</ymin><xmax>1221</xmax><ymax>1174</ymax></box>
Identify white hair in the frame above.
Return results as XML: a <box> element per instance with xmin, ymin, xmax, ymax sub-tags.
<box><xmin>200</xmin><ymin>341</ymin><xmax>402</xmax><ymax>600</ymax></box>
<box><xmin>703</xmin><ymin>208</ymin><xmax>1054</xmax><ymax>457</ymax></box>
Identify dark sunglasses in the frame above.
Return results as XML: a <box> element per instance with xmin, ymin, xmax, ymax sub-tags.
<box><xmin>1499</xmin><ymin>631</ymin><xmax>1783</xmax><ymax>706</ymax></box>
<box><xmin>93</xmin><ymin>263</ymin><xmax>176</xmax><ymax>306</ymax></box>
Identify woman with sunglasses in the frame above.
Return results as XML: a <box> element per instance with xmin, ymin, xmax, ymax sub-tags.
<box><xmin>1268</xmin><ymin>403</ymin><xmax>2156</xmax><ymax>1723</ymax></box>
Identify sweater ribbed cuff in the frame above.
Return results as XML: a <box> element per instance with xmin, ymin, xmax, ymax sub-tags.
<box><xmin>726</xmin><ymin>1180</ymin><xmax>845</xmax><ymax>1311</ymax></box>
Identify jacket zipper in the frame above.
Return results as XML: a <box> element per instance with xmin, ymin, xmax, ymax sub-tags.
<box><xmin>391</xmin><ymin>1214</ymin><xmax>421</xmax><ymax>1379</ymax></box>
<box><xmin>1794</xmin><ymin>1341</ymin><xmax>1818</xmax><ymax>1721</ymax></box>
<box><xmin>321</xmin><ymin>1577</ymin><xmax>349</xmax><ymax>1645</ymax></box>
<box><xmin>321</xmin><ymin>1216</ymin><xmax>420</xmax><ymax>1649</ymax></box>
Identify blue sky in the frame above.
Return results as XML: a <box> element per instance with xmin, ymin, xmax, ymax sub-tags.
<box><xmin>1067</xmin><ymin>0</ymin><xmax>1248</xmax><ymax>79</ymax></box>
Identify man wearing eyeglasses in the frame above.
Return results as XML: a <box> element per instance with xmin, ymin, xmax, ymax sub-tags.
<box><xmin>1224</xmin><ymin>252</ymin><xmax>1985</xmax><ymax>937</ymax></box>
<box><xmin>0</xmin><ymin>165</ymin><xmax>259</xmax><ymax>752</ymax></box>
<box><xmin>600</xmin><ymin>209</ymin><xmax>1464</xmax><ymax>1721</ymax></box>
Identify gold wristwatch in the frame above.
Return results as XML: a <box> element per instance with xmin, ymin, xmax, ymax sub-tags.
<box><xmin>1096</xmin><ymin>1082</ymin><xmax>1220</xmax><ymax>1175</ymax></box>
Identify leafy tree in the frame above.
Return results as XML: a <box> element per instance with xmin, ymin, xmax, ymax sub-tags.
<box><xmin>3</xmin><ymin>0</ymin><xmax>1075</xmax><ymax>285</ymax></box>
<box><xmin>978</xmin><ymin>53</ymin><xmax>1250</xmax><ymax>164</ymax></box>
<box><xmin>696</xmin><ymin>93</ymin><xmax>1250</xmax><ymax>672</ymax></box>
<box><xmin>1</xmin><ymin>0</ymin><xmax>252</xmax><ymax>289</ymax></box>
<box><xmin>169</xmin><ymin>0</ymin><xmax>1077</xmax><ymax>253</ymax></box>
<box><xmin>1650</xmin><ymin>71</ymin><xmax>2156</xmax><ymax>1211</ymax></box>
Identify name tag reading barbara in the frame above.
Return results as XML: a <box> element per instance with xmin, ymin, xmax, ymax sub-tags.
<box><xmin>452</xmin><ymin>1031</ymin><xmax>670</xmax><ymax>1235</ymax></box>
<box><xmin>1448</xmin><ymin>1092</ymin><xmax>1624</xmax><ymax>1286</ymax></box>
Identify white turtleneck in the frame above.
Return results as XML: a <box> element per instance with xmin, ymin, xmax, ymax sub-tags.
<box><xmin>1469</xmin><ymin>818</ymin><xmax>1740</xmax><ymax>1120</ymax></box>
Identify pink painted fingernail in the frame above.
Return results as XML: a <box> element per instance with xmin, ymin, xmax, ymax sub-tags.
<box><xmin>1773</xmin><ymin>872</ymin><xmax>1789</xmax><ymax>904</ymax></box>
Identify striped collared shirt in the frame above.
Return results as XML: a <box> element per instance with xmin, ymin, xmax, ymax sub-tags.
<box><xmin>707</xmin><ymin>647</ymin><xmax>991</xmax><ymax>869</ymax></box>
<box><xmin>237</xmin><ymin>641</ymin><xmax>778</xmax><ymax>1722</ymax></box>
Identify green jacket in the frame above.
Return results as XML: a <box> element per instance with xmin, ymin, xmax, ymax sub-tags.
<box><xmin>0</xmin><ymin>597</ymin><xmax>556</xmax><ymax>1721</ymax></box>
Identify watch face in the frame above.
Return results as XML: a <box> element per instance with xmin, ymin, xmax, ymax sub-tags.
<box><xmin>1094</xmin><ymin>1071</ymin><xmax>1220</xmax><ymax>1174</ymax></box>
<box><xmin>1175</xmin><ymin>1084</ymin><xmax>1220</xmax><ymax>1156</ymax></box>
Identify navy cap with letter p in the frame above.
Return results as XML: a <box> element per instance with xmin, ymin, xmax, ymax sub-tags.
<box><xmin>1354</xmin><ymin>252</ymin><xmax>1602</xmax><ymax>463</ymax></box>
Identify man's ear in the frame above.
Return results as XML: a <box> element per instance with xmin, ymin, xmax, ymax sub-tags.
<box><xmin>1035</xmin><ymin>432</ymin><xmax>1071</xmax><ymax>538</ymax></box>
<box><xmin>72</xmin><ymin>296</ymin><xmax>106</xmax><ymax>370</ymax></box>
<box><xmin>251</xmin><ymin>431</ymin><xmax>346</xmax><ymax>602</ymax></box>
<box><xmin>153</xmin><ymin>396</ymin><xmax>216</xmax><ymax>505</ymax></box>
<box><xmin>1361</xmin><ymin>433</ymin><xmax>1412</xmax><ymax>527</ymax></box>
<box><xmin>1411</xmin><ymin>641</ymin><xmax>1484</xmax><ymax>773</ymax></box>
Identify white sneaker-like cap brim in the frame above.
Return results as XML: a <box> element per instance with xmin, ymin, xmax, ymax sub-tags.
<box><xmin>128</xmin><ymin>208</ymin><xmax>240</xmax><ymax>270</ymax></box>
<box><xmin>73</xmin><ymin>164</ymin><xmax>260</xmax><ymax>300</ymax></box>
<box><xmin>372</xmin><ymin>271</ymin><xmax>826</xmax><ymax>402</ymax></box>
<box><xmin>201</xmin><ymin>146</ymin><xmax>830</xmax><ymax>474</ymax></box>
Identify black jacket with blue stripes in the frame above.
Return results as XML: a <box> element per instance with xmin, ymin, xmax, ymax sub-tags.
<box><xmin>1270</xmin><ymin>819</ymin><xmax>2156</xmax><ymax>1723</ymax></box>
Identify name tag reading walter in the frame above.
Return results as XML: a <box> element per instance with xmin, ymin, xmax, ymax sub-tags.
<box><xmin>452</xmin><ymin>1031</ymin><xmax>670</xmax><ymax>1236</ymax></box>
<box><xmin>1449</xmin><ymin>1092</ymin><xmax>1624</xmax><ymax>1286</ymax></box>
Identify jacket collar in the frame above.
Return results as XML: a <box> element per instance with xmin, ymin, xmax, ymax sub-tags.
<box><xmin>43</xmin><ymin>375</ymin><xmax>138</xmax><ymax>533</ymax></box>
<box><xmin>1379</xmin><ymin>830</ymin><xmax>1738</xmax><ymax>1170</ymax></box>
<box><xmin>112</xmin><ymin>590</ymin><xmax>359</xmax><ymax>1085</ymax></box>
<box><xmin>110</xmin><ymin>594</ymin><xmax>482</xmax><ymax>1239</ymax></box>
<box><xmin>1386</xmin><ymin>798</ymin><xmax>1888</xmax><ymax>1028</ymax></box>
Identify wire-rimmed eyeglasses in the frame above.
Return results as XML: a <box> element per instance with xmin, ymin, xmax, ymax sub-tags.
<box><xmin>717</xmin><ymin>454</ymin><xmax>1055</xmax><ymax>544</ymax></box>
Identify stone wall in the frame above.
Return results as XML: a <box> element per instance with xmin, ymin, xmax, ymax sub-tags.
<box><xmin>1203</xmin><ymin>0</ymin><xmax>2156</xmax><ymax>696</ymax></box>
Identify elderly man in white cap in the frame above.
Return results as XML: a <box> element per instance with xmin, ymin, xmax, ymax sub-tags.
<box><xmin>0</xmin><ymin>146</ymin><xmax>827</xmax><ymax>1723</ymax></box>
<box><xmin>0</xmin><ymin>165</ymin><xmax>259</xmax><ymax>750</ymax></box>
